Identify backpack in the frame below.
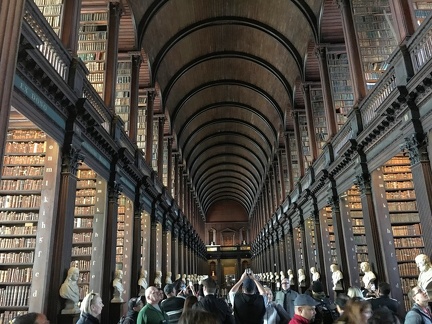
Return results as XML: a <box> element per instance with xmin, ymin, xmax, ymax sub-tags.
<box><xmin>118</xmin><ymin>315</ymin><xmax>134</xmax><ymax>324</ymax></box>
<box><xmin>312</xmin><ymin>298</ymin><xmax>339</xmax><ymax>324</ymax></box>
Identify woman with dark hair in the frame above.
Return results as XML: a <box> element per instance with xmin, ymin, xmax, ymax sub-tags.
<box><xmin>182</xmin><ymin>295</ymin><xmax>198</xmax><ymax>313</ymax></box>
<box><xmin>178</xmin><ymin>309</ymin><xmax>218</xmax><ymax>324</ymax></box>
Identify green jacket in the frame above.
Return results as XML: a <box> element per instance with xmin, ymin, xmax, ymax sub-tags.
<box><xmin>137</xmin><ymin>303</ymin><xmax>169</xmax><ymax>324</ymax></box>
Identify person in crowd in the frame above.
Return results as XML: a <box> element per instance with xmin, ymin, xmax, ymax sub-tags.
<box><xmin>263</xmin><ymin>286</ymin><xmax>290</xmax><ymax>324</ymax></box>
<box><xmin>76</xmin><ymin>292</ymin><xmax>104</xmax><ymax>324</ymax></box>
<box><xmin>12</xmin><ymin>313</ymin><xmax>49</xmax><ymax>324</ymax></box>
<box><xmin>193</xmin><ymin>277</ymin><xmax>234</xmax><ymax>324</ymax></box>
<box><xmin>174</xmin><ymin>278</ymin><xmax>189</xmax><ymax>298</ymax></box>
<box><xmin>182</xmin><ymin>295</ymin><xmax>198</xmax><ymax>313</ymax></box>
<box><xmin>59</xmin><ymin>266</ymin><xmax>80</xmax><ymax>313</ymax></box>
<box><xmin>309</xmin><ymin>281</ymin><xmax>337</xmax><ymax>324</ymax></box>
<box><xmin>369</xmin><ymin>306</ymin><xmax>401</xmax><ymax>324</ymax></box>
<box><xmin>334</xmin><ymin>298</ymin><xmax>372</xmax><ymax>324</ymax></box>
<box><xmin>137</xmin><ymin>286</ymin><xmax>169</xmax><ymax>324</ymax></box>
<box><xmin>334</xmin><ymin>293</ymin><xmax>350</xmax><ymax>316</ymax></box>
<box><xmin>178</xmin><ymin>309</ymin><xmax>218</xmax><ymax>324</ymax></box>
<box><xmin>121</xmin><ymin>296</ymin><xmax>145</xmax><ymax>324</ymax></box>
<box><xmin>160</xmin><ymin>283</ymin><xmax>185</xmax><ymax>324</ymax></box>
<box><xmin>275</xmin><ymin>276</ymin><xmax>299</xmax><ymax>320</ymax></box>
<box><xmin>369</xmin><ymin>282</ymin><xmax>399</xmax><ymax>314</ymax></box>
<box><xmin>404</xmin><ymin>286</ymin><xmax>432</xmax><ymax>324</ymax></box>
<box><xmin>346</xmin><ymin>286</ymin><xmax>363</xmax><ymax>299</ymax></box>
<box><xmin>289</xmin><ymin>294</ymin><xmax>319</xmax><ymax>324</ymax></box>
<box><xmin>229</xmin><ymin>269</ymin><xmax>267</xmax><ymax>324</ymax></box>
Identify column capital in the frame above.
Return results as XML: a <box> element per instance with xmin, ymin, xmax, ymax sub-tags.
<box><xmin>402</xmin><ymin>133</ymin><xmax>428</xmax><ymax>165</ymax></box>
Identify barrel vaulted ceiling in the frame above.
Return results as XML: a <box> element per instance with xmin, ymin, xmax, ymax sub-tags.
<box><xmin>113</xmin><ymin>0</ymin><xmax>343</xmax><ymax>220</ymax></box>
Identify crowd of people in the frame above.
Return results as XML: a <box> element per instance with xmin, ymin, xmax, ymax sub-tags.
<box><xmin>9</xmin><ymin>261</ymin><xmax>432</xmax><ymax>324</ymax></box>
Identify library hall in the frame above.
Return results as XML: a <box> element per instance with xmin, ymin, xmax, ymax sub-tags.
<box><xmin>3</xmin><ymin>0</ymin><xmax>432</xmax><ymax>323</ymax></box>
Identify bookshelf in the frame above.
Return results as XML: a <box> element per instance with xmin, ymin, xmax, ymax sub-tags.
<box><xmin>152</xmin><ymin>120</ymin><xmax>158</xmax><ymax>172</ymax></box>
<box><xmin>72</xmin><ymin>165</ymin><xmax>97</xmax><ymax>300</ymax></box>
<box><xmin>293</xmin><ymin>227</ymin><xmax>305</xmax><ymax>288</ymax></box>
<box><xmin>382</xmin><ymin>155</ymin><xmax>424</xmax><ymax>310</ymax></box>
<box><xmin>411</xmin><ymin>1</ymin><xmax>432</xmax><ymax>26</ymax></box>
<box><xmin>78</xmin><ymin>10</ymin><xmax>108</xmax><ymax>99</ymax></box>
<box><xmin>322</xmin><ymin>206</ymin><xmax>338</xmax><ymax>265</ymax></box>
<box><xmin>115</xmin><ymin>58</ymin><xmax>132</xmax><ymax>134</ymax></box>
<box><xmin>351</xmin><ymin>0</ymin><xmax>398</xmax><ymax>90</ymax></box>
<box><xmin>34</xmin><ymin>0</ymin><xmax>64</xmax><ymax>36</ymax></box>
<box><xmin>346</xmin><ymin>188</ymin><xmax>368</xmax><ymax>268</ymax></box>
<box><xmin>137</xmin><ymin>95</ymin><xmax>147</xmax><ymax>152</ymax></box>
<box><xmin>298</xmin><ymin>114</ymin><xmax>312</xmax><ymax>168</ymax></box>
<box><xmin>305</xmin><ymin>218</ymin><xmax>318</xmax><ymax>270</ymax></box>
<box><xmin>326</xmin><ymin>49</ymin><xmax>354</xmax><ymax>129</ymax></box>
<box><xmin>288</xmin><ymin>135</ymin><xmax>300</xmax><ymax>184</ymax></box>
<box><xmin>162</xmin><ymin>139</ymin><xmax>168</xmax><ymax>187</ymax></box>
<box><xmin>0</xmin><ymin>128</ymin><xmax>57</xmax><ymax>321</ymax></box>
<box><xmin>310</xmin><ymin>85</ymin><xmax>328</xmax><ymax>153</ymax></box>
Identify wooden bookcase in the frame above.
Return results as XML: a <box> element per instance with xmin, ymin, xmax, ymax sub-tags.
<box><xmin>411</xmin><ymin>1</ymin><xmax>432</xmax><ymax>26</ymax></box>
<box><xmin>78</xmin><ymin>10</ymin><xmax>108</xmax><ymax>99</ymax></box>
<box><xmin>162</xmin><ymin>139</ymin><xmax>169</xmax><ymax>188</ymax></box>
<box><xmin>288</xmin><ymin>135</ymin><xmax>300</xmax><ymax>184</ymax></box>
<box><xmin>0</xmin><ymin>127</ymin><xmax>58</xmax><ymax>322</ymax></box>
<box><xmin>382</xmin><ymin>155</ymin><xmax>424</xmax><ymax>310</ymax></box>
<box><xmin>310</xmin><ymin>85</ymin><xmax>328</xmax><ymax>153</ymax></box>
<box><xmin>298</xmin><ymin>113</ymin><xmax>312</xmax><ymax>168</ymax></box>
<box><xmin>322</xmin><ymin>206</ymin><xmax>337</xmax><ymax>265</ymax></box>
<box><xmin>326</xmin><ymin>48</ymin><xmax>353</xmax><ymax>129</ymax></box>
<box><xmin>72</xmin><ymin>166</ymin><xmax>98</xmax><ymax>300</ymax></box>
<box><xmin>115</xmin><ymin>57</ymin><xmax>132</xmax><ymax>134</ymax></box>
<box><xmin>33</xmin><ymin>0</ymin><xmax>64</xmax><ymax>36</ymax></box>
<box><xmin>137</xmin><ymin>94</ymin><xmax>147</xmax><ymax>152</ymax></box>
<box><xmin>351</xmin><ymin>0</ymin><xmax>398</xmax><ymax>90</ymax></box>
<box><xmin>152</xmin><ymin>120</ymin><xmax>159</xmax><ymax>172</ymax></box>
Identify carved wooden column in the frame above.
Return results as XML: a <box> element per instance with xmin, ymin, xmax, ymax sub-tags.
<box><xmin>131</xmin><ymin>188</ymin><xmax>145</xmax><ymax>296</ymax></box>
<box><xmin>173</xmin><ymin>154</ymin><xmax>179</xmax><ymax>200</ymax></box>
<box><xmin>157</xmin><ymin>116</ymin><xmax>165</xmax><ymax>176</ymax></box>
<box><xmin>337</xmin><ymin>0</ymin><xmax>367</xmax><ymax>104</ymax></box>
<box><xmin>101</xmin><ymin>172</ymin><xmax>122</xmax><ymax>322</ymax></box>
<box><xmin>403</xmin><ymin>134</ymin><xmax>432</xmax><ymax>256</ymax></box>
<box><xmin>315</xmin><ymin>46</ymin><xmax>337</xmax><ymax>137</ymax></box>
<box><xmin>128</xmin><ymin>53</ymin><xmax>142</xmax><ymax>143</ymax></box>
<box><xmin>303</xmin><ymin>84</ymin><xmax>318</xmax><ymax>159</ymax></box>
<box><xmin>277</xmin><ymin>230</ymin><xmax>287</xmax><ymax>272</ymax></box>
<box><xmin>60</xmin><ymin>0</ymin><xmax>81</xmax><ymax>54</ymax></box>
<box><xmin>389</xmin><ymin>0</ymin><xmax>415</xmax><ymax>43</ymax></box>
<box><xmin>167</xmin><ymin>138</ymin><xmax>173</xmax><ymax>193</ymax></box>
<box><xmin>171</xmin><ymin>223</ymin><xmax>179</xmax><ymax>280</ymax></box>
<box><xmin>103</xmin><ymin>2</ymin><xmax>122</xmax><ymax>110</ymax></box>
<box><xmin>273</xmin><ymin>161</ymin><xmax>280</xmax><ymax>206</ymax></box>
<box><xmin>286</xmin><ymin>220</ymin><xmax>296</xmax><ymax>274</ymax></box>
<box><xmin>311</xmin><ymin>210</ymin><xmax>327</xmax><ymax>292</ymax></box>
<box><xmin>46</xmin><ymin>111</ymin><xmax>83</xmax><ymax>321</ymax></box>
<box><xmin>145</xmin><ymin>91</ymin><xmax>155</xmax><ymax>163</ymax></box>
<box><xmin>327</xmin><ymin>192</ymin><xmax>351</xmax><ymax>289</ymax></box>
<box><xmin>0</xmin><ymin>0</ymin><xmax>25</xmax><ymax>170</ymax></box>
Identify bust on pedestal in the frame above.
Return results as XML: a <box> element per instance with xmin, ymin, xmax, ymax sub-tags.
<box><xmin>310</xmin><ymin>267</ymin><xmax>320</xmax><ymax>282</ymax></box>
<box><xmin>287</xmin><ymin>269</ymin><xmax>295</xmax><ymax>286</ymax></box>
<box><xmin>112</xmin><ymin>269</ymin><xmax>124</xmax><ymax>302</ymax></box>
<box><xmin>416</xmin><ymin>254</ymin><xmax>432</xmax><ymax>298</ymax></box>
<box><xmin>360</xmin><ymin>262</ymin><xmax>376</xmax><ymax>294</ymax></box>
<box><xmin>165</xmin><ymin>271</ymin><xmax>172</xmax><ymax>284</ymax></box>
<box><xmin>138</xmin><ymin>268</ymin><xmax>148</xmax><ymax>296</ymax></box>
<box><xmin>154</xmin><ymin>270</ymin><xmax>162</xmax><ymax>288</ymax></box>
<box><xmin>298</xmin><ymin>269</ymin><xmax>306</xmax><ymax>287</ymax></box>
<box><xmin>330</xmin><ymin>264</ymin><xmax>344</xmax><ymax>291</ymax></box>
<box><xmin>59</xmin><ymin>267</ymin><xmax>80</xmax><ymax>314</ymax></box>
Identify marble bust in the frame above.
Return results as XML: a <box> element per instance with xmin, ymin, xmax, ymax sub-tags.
<box><xmin>298</xmin><ymin>268</ymin><xmax>306</xmax><ymax>287</ymax></box>
<box><xmin>310</xmin><ymin>267</ymin><xmax>320</xmax><ymax>282</ymax></box>
<box><xmin>287</xmin><ymin>269</ymin><xmax>295</xmax><ymax>285</ymax></box>
<box><xmin>59</xmin><ymin>266</ymin><xmax>80</xmax><ymax>314</ymax></box>
<box><xmin>360</xmin><ymin>262</ymin><xmax>376</xmax><ymax>292</ymax></box>
<box><xmin>330</xmin><ymin>264</ymin><xmax>343</xmax><ymax>291</ymax></box>
<box><xmin>416</xmin><ymin>254</ymin><xmax>432</xmax><ymax>298</ymax></box>
<box><xmin>111</xmin><ymin>269</ymin><xmax>124</xmax><ymax>302</ymax></box>
<box><xmin>138</xmin><ymin>268</ymin><xmax>148</xmax><ymax>295</ymax></box>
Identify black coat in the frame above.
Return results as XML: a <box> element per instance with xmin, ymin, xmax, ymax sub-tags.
<box><xmin>76</xmin><ymin>313</ymin><xmax>100</xmax><ymax>324</ymax></box>
<box><xmin>194</xmin><ymin>294</ymin><xmax>234</xmax><ymax>324</ymax></box>
<box><xmin>369</xmin><ymin>295</ymin><xmax>400</xmax><ymax>314</ymax></box>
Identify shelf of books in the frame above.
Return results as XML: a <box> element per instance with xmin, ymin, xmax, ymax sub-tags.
<box><xmin>346</xmin><ymin>187</ymin><xmax>368</xmax><ymax>267</ymax></box>
<box><xmin>72</xmin><ymin>165</ymin><xmax>97</xmax><ymax>300</ymax></box>
<box><xmin>288</xmin><ymin>134</ymin><xmax>300</xmax><ymax>184</ymax></box>
<box><xmin>293</xmin><ymin>227</ymin><xmax>305</xmax><ymax>282</ymax></box>
<box><xmin>382</xmin><ymin>154</ymin><xmax>424</xmax><ymax>310</ymax></box>
<box><xmin>298</xmin><ymin>113</ymin><xmax>312</xmax><ymax>168</ymax></box>
<box><xmin>351</xmin><ymin>0</ymin><xmax>398</xmax><ymax>90</ymax></box>
<box><xmin>304</xmin><ymin>217</ymin><xmax>318</xmax><ymax>270</ymax></box>
<box><xmin>320</xmin><ymin>206</ymin><xmax>338</xmax><ymax>266</ymax></box>
<box><xmin>34</xmin><ymin>0</ymin><xmax>64</xmax><ymax>36</ymax></box>
<box><xmin>151</xmin><ymin>120</ymin><xmax>159</xmax><ymax>172</ymax></box>
<box><xmin>412</xmin><ymin>1</ymin><xmax>432</xmax><ymax>26</ymax></box>
<box><xmin>326</xmin><ymin>48</ymin><xmax>353</xmax><ymax>130</ymax></box>
<box><xmin>78</xmin><ymin>10</ymin><xmax>108</xmax><ymax>99</ymax></box>
<box><xmin>137</xmin><ymin>94</ymin><xmax>147</xmax><ymax>152</ymax></box>
<box><xmin>309</xmin><ymin>85</ymin><xmax>327</xmax><ymax>154</ymax></box>
<box><xmin>115</xmin><ymin>57</ymin><xmax>132</xmax><ymax>134</ymax></box>
<box><xmin>0</xmin><ymin>124</ymin><xmax>58</xmax><ymax>322</ymax></box>
<box><xmin>162</xmin><ymin>139</ymin><xmax>169</xmax><ymax>187</ymax></box>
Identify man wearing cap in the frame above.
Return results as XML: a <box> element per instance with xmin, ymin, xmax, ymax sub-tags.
<box><xmin>289</xmin><ymin>294</ymin><xmax>319</xmax><ymax>324</ymax></box>
<box><xmin>275</xmin><ymin>276</ymin><xmax>299</xmax><ymax>320</ymax></box>
<box><xmin>160</xmin><ymin>283</ymin><xmax>184</xmax><ymax>324</ymax></box>
<box><xmin>229</xmin><ymin>269</ymin><xmax>267</xmax><ymax>324</ymax></box>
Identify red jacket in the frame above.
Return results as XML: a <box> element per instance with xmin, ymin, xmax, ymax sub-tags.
<box><xmin>288</xmin><ymin>314</ymin><xmax>310</xmax><ymax>324</ymax></box>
